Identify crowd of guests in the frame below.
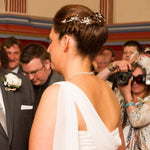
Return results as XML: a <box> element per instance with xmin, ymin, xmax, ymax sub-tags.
<box><xmin>97</xmin><ymin>41</ymin><xmax>150</xmax><ymax>149</ymax></box>
<box><xmin>0</xmin><ymin>4</ymin><xmax>150</xmax><ymax>150</ymax></box>
<box><xmin>0</xmin><ymin>37</ymin><xmax>64</xmax><ymax>149</ymax></box>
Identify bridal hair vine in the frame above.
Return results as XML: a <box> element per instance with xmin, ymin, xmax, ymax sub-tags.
<box><xmin>61</xmin><ymin>13</ymin><xmax>105</xmax><ymax>25</ymax></box>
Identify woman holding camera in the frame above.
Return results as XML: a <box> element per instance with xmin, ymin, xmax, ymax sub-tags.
<box><xmin>117</xmin><ymin>61</ymin><xmax>150</xmax><ymax>150</ymax></box>
<box><xmin>97</xmin><ymin>47</ymin><xmax>150</xmax><ymax>149</ymax></box>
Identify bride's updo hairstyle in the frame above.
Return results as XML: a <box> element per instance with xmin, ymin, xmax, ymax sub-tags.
<box><xmin>53</xmin><ymin>4</ymin><xmax>108</xmax><ymax>60</ymax></box>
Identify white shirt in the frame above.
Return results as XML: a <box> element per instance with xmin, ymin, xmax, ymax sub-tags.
<box><xmin>0</xmin><ymin>88</ymin><xmax>6</xmax><ymax>115</ymax></box>
<box><xmin>12</xmin><ymin>66</ymin><xmax>19</xmax><ymax>73</ymax></box>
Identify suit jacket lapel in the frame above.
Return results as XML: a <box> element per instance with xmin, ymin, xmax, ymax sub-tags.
<box><xmin>0</xmin><ymin>78</ymin><xmax>14</xmax><ymax>144</ymax></box>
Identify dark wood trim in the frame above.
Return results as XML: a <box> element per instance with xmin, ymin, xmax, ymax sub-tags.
<box><xmin>108</xmin><ymin>0</ymin><xmax>113</xmax><ymax>25</ymax></box>
<box><xmin>100</xmin><ymin>0</ymin><xmax>113</xmax><ymax>25</ymax></box>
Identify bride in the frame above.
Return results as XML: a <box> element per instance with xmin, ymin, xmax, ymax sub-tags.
<box><xmin>29</xmin><ymin>4</ymin><xmax>122</xmax><ymax>150</ymax></box>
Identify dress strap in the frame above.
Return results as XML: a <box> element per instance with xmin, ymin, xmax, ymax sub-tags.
<box><xmin>53</xmin><ymin>81</ymin><xmax>121</xmax><ymax>150</ymax></box>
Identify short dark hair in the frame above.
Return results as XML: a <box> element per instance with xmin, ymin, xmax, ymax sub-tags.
<box><xmin>20</xmin><ymin>43</ymin><xmax>50</xmax><ymax>64</ymax></box>
<box><xmin>0</xmin><ymin>47</ymin><xmax>9</xmax><ymax>69</ymax></box>
<box><xmin>1</xmin><ymin>36</ymin><xmax>22</xmax><ymax>51</ymax></box>
<box><xmin>101</xmin><ymin>47</ymin><xmax>115</xmax><ymax>57</ymax></box>
<box><xmin>123</xmin><ymin>40</ymin><xmax>143</xmax><ymax>54</ymax></box>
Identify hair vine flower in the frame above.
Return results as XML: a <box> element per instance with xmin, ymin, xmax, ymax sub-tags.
<box><xmin>61</xmin><ymin>12</ymin><xmax>104</xmax><ymax>25</ymax></box>
<box><xmin>1</xmin><ymin>73</ymin><xmax>22</xmax><ymax>91</ymax></box>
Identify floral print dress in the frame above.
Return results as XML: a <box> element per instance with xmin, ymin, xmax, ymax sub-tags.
<box><xmin>106</xmin><ymin>80</ymin><xmax>150</xmax><ymax>150</ymax></box>
<box><xmin>119</xmin><ymin>95</ymin><xmax>150</xmax><ymax>150</ymax></box>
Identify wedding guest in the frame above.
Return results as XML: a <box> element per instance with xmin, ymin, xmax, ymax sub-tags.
<box><xmin>97</xmin><ymin>40</ymin><xmax>143</xmax><ymax>82</ymax></box>
<box><xmin>20</xmin><ymin>43</ymin><xmax>63</xmax><ymax>110</ymax></box>
<box><xmin>0</xmin><ymin>47</ymin><xmax>9</xmax><ymax>69</ymax></box>
<box><xmin>1</xmin><ymin>36</ymin><xmax>23</xmax><ymax>73</ymax></box>
<box><xmin>29</xmin><ymin>4</ymin><xmax>122</xmax><ymax>150</ymax></box>
<box><xmin>122</xmin><ymin>40</ymin><xmax>143</xmax><ymax>61</ymax></box>
<box><xmin>117</xmin><ymin>60</ymin><xmax>150</xmax><ymax>150</ymax></box>
<box><xmin>101</xmin><ymin>47</ymin><xmax>115</xmax><ymax>64</ymax></box>
<box><xmin>94</xmin><ymin>54</ymin><xmax>109</xmax><ymax>73</ymax></box>
<box><xmin>0</xmin><ymin>48</ymin><xmax>35</xmax><ymax>149</ymax></box>
<box><xmin>98</xmin><ymin>48</ymin><xmax>150</xmax><ymax>149</ymax></box>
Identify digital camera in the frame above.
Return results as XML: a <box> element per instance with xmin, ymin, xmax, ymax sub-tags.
<box><xmin>116</xmin><ymin>70</ymin><xmax>132</xmax><ymax>85</ymax></box>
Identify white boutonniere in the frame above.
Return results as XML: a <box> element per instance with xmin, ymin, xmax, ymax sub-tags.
<box><xmin>1</xmin><ymin>73</ymin><xmax>22</xmax><ymax>91</ymax></box>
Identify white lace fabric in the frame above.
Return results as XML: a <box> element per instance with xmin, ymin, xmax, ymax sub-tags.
<box><xmin>53</xmin><ymin>81</ymin><xmax>121</xmax><ymax>150</ymax></box>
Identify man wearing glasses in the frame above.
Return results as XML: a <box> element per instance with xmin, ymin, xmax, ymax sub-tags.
<box><xmin>20</xmin><ymin>43</ymin><xmax>64</xmax><ymax>111</ymax></box>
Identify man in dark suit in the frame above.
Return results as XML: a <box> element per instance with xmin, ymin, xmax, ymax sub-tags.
<box><xmin>0</xmin><ymin>68</ymin><xmax>35</xmax><ymax>150</ymax></box>
<box><xmin>20</xmin><ymin>43</ymin><xmax>64</xmax><ymax>111</ymax></box>
<box><xmin>1</xmin><ymin>36</ymin><xmax>23</xmax><ymax>74</ymax></box>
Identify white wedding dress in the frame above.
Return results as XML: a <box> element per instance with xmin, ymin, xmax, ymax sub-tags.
<box><xmin>53</xmin><ymin>81</ymin><xmax>121</xmax><ymax>150</ymax></box>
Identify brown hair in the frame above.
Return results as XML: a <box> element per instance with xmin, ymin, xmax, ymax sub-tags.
<box><xmin>20</xmin><ymin>43</ymin><xmax>50</xmax><ymax>64</ymax></box>
<box><xmin>1</xmin><ymin>36</ymin><xmax>22</xmax><ymax>51</ymax></box>
<box><xmin>123</xmin><ymin>40</ymin><xmax>143</xmax><ymax>54</ymax></box>
<box><xmin>53</xmin><ymin>4</ymin><xmax>108</xmax><ymax>60</ymax></box>
<box><xmin>0</xmin><ymin>47</ymin><xmax>9</xmax><ymax>69</ymax></box>
<box><xmin>101</xmin><ymin>47</ymin><xmax>115</xmax><ymax>57</ymax></box>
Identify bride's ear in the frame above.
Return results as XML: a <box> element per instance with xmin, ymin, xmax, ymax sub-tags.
<box><xmin>62</xmin><ymin>35</ymin><xmax>70</xmax><ymax>52</ymax></box>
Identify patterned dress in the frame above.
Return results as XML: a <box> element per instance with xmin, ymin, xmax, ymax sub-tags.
<box><xmin>119</xmin><ymin>94</ymin><xmax>150</xmax><ymax>150</ymax></box>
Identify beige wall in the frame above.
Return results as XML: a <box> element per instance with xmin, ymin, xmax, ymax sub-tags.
<box><xmin>0</xmin><ymin>0</ymin><xmax>5</xmax><ymax>13</ymax></box>
<box><xmin>113</xmin><ymin>0</ymin><xmax>150</xmax><ymax>23</ymax></box>
<box><xmin>0</xmin><ymin>0</ymin><xmax>147</xmax><ymax>24</ymax></box>
<box><xmin>27</xmin><ymin>0</ymin><xmax>100</xmax><ymax>19</ymax></box>
<box><xmin>27</xmin><ymin>0</ymin><xmax>150</xmax><ymax>23</ymax></box>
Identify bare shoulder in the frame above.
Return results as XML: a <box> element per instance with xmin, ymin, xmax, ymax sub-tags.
<box><xmin>36</xmin><ymin>83</ymin><xmax>60</xmax><ymax>114</ymax></box>
<box><xmin>33</xmin><ymin>83</ymin><xmax>61</xmax><ymax>129</ymax></box>
<box><xmin>42</xmin><ymin>83</ymin><xmax>60</xmax><ymax>100</ymax></box>
<box><xmin>98</xmin><ymin>78</ymin><xmax>120</xmax><ymax>111</ymax></box>
<box><xmin>98</xmin><ymin>78</ymin><xmax>117</xmax><ymax>99</ymax></box>
<box><xmin>29</xmin><ymin>83</ymin><xmax>60</xmax><ymax>150</ymax></box>
<box><xmin>94</xmin><ymin>78</ymin><xmax>120</xmax><ymax>131</ymax></box>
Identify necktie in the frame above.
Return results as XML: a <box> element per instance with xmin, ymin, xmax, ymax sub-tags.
<box><xmin>0</xmin><ymin>102</ymin><xmax>7</xmax><ymax>135</ymax></box>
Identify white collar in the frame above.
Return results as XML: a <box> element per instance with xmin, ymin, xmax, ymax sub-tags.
<box><xmin>12</xmin><ymin>66</ymin><xmax>19</xmax><ymax>73</ymax></box>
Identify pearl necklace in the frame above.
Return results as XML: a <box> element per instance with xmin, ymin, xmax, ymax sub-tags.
<box><xmin>67</xmin><ymin>72</ymin><xmax>94</xmax><ymax>81</ymax></box>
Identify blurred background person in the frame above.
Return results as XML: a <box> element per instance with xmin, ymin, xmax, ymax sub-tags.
<box><xmin>0</xmin><ymin>46</ymin><xmax>9</xmax><ymax>69</ymax></box>
<box><xmin>20</xmin><ymin>43</ymin><xmax>64</xmax><ymax>111</ymax></box>
<box><xmin>1</xmin><ymin>36</ymin><xmax>22</xmax><ymax>73</ymax></box>
<box><xmin>94</xmin><ymin>53</ymin><xmax>109</xmax><ymax>73</ymax></box>
<box><xmin>97</xmin><ymin>40</ymin><xmax>143</xmax><ymax>82</ymax></box>
<box><xmin>122</xmin><ymin>40</ymin><xmax>143</xmax><ymax>61</ymax></box>
<box><xmin>0</xmin><ymin>46</ymin><xmax>35</xmax><ymax>150</ymax></box>
<box><xmin>101</xmin><ymin>47</ymin><xmax>115</xmax><ymax>64</ymax></box>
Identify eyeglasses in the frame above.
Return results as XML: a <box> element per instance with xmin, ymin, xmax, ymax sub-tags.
<box><xmin>22</xmin><ymin>66</ymin><xmax>44</xmax><ymax>76</ymax></box>
<box><xmin>131</xmin><ymin>74</ymin><xmax>146</xmax><ymax>84</ymax></box>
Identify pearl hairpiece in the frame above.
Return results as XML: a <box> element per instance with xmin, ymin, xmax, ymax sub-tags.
<box><xmin>61</xmin><ymin>13</ymin><xmax>104</xmax><ymax>25</ymax></box>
